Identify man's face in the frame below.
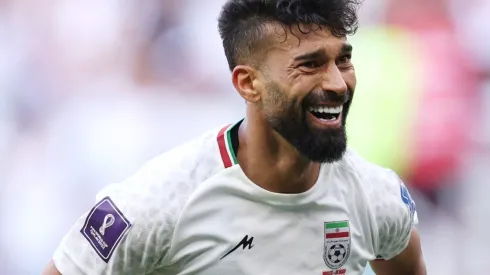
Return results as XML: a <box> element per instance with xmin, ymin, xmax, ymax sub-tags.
<box><xmin>258</xmin><ymin>24</ymin><xmax>356</xmax><ymax>163</ymax></box>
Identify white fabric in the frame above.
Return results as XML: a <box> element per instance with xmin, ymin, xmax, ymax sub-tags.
<box><xmin>53</xmin><ymin>125</ymin><xmax>417</xmax><ymax>274</ymax></box>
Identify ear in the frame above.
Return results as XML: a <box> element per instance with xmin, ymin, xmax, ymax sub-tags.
<box><xmin>232</xmin><ymin>65</ymin><xmax>262</xmax><ymax>103</ymax></box>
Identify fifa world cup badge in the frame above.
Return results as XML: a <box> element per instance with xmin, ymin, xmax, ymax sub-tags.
<box><xmin>80</xmin><ymin>196</ymin><xmax>132</xmax><ymax>262</ymax></box>
<box><xmin>324</xmin><ymin>221</ymin><xmax>351</xmax><ymax>269</ymax></box>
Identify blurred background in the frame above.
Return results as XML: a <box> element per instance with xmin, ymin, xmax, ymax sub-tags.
<box><xmin>0</xmin><ymin>0</ymin><xmax>488</xmax><ymax>274</ymax></box>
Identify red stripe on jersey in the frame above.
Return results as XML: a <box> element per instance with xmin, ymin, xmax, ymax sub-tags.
<box><xmin>217</xmin><ymin>124</ymin><xmax>233</xmax><ymax>168</ymax></box>
<box><xmin>325</xmin><ymin>232</ymin><xmax>350</xmax><ymax>238</ymax></box>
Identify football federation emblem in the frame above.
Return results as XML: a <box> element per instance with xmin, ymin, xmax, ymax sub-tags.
<box><xmin>324</xmin><ymin>221</ymin><xmax>350</xmax><ymax>269</ymax></box>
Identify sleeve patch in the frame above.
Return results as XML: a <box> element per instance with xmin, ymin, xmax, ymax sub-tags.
<box><xmin>80</xmin><ymin>196</ymin><xmax>132</xmax><ymax>262</ymax></box>
<box><xmin>400</xmin><ymin>183</ymin><xmax>416</xmax><ymax>219</ymax></box>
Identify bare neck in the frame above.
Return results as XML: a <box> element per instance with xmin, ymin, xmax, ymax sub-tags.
<box><xmin>236</xmin><ymin>107</ymin><xmax>321</xmax><ymax>194</ymax></box>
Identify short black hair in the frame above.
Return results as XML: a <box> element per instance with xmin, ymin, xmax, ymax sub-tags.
<box><xmin>218</xmin><ymin>0</ymin><xmax>361</xmax><ymax>71</ymax></box>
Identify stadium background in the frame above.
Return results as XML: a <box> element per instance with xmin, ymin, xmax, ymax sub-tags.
<box><xmin>0</xmin><ymin>0</ymin><xmax>489</xmax><ymax>274</ymax></box>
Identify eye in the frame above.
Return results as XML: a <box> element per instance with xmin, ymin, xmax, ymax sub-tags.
<box><xmin>338</xmin><ymin>54</ymin><xmax>352</xmax><ymax>64</ymax></box>
<box><xmin>300</xmin><ymin>61</ymin><xmax>321</xmax><ymax>69</ymax></box>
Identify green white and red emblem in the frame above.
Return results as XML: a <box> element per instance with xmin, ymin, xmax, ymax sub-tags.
<box><xmin>324</xmin><ymin>221</ymin><xmax>350</xmax><ymax>269</ymax></box>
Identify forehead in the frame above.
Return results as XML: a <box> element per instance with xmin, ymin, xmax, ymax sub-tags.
<box><xmin>265</xmin><ymin>23</ymin><xmax>349</xmax><ymax>57</ymax></box>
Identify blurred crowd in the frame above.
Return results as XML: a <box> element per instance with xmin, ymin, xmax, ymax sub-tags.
<box><xmin>0</xmin><ymin>0</ymin><xmax>488</xmax><ymax>274</ymax></box>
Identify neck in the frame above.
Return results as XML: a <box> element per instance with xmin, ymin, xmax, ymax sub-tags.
<box><xmin>236</xmin><ymin>107</ymin><xmax>321</xmax><ymax>194</ymax></box>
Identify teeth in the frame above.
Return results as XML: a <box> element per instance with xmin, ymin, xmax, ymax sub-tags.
<box><xmin>320</xmin><ymin>117</ymin><xmax>337</xmax><ymax>121</ymax></box>
<box><xmin>309</xmin><ymin>105</ymin><xmax>343</xmax><ymax>114</ymax></box>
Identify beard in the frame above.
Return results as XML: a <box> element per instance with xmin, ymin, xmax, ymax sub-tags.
<box><xmin>263</xmin><ymin>82</ymin><xmax>352</xmax><ymax>163</ymax></box>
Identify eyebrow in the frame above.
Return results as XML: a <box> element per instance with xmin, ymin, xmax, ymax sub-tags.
<box><xmin>293</xmin><ymin>43</ymin><xmax>353</xmax><ymax>61</ymax></box>
<box><xmin>293</xmin><ymin>49</ymin><xmax>325</xmax><ymax>61</ymax></box>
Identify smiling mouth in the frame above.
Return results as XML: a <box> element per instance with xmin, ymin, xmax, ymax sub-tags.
<box><xmin>308</xmin><ymin>105</ymin><xmax>343</xmax><ymax>121</ymax></box>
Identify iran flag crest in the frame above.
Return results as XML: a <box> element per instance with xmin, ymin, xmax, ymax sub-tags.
<box><xmin>324</xmin><ymin>221</ymin><xmax>350</xmax><ymax>269</ymax></box>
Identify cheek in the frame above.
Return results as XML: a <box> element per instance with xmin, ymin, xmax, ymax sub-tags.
<box><xmin>289</xmin><ymin>74</ymin><xmax>322</xmax><ymax>97</ymax></box>
<box><xmin>262</xmin><ymin>82</ymin><xmax>288</xmax><ymax>109</ymax></box>
<box><xmin>264</xmin><ymin>88</ymin><xmax>301</xmax><ymax>116</ymax></box>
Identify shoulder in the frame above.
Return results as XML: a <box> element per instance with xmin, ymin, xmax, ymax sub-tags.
<box><xmin>339</xmin><ymin>147</ymin><xmax>414</xmax><ymax>214</ymax></box>
<box><xmin>339</xmin><ymin>147</ymin><xmax>417</xmax><ymax>230</ymax></box>
<box><xmin>100</xmin><ymin>126</ymin><xmax>227</xmax><ymax>224</ymax></box>
<box><xmin>52</xmin><ymin>125</ymin><xmax>232</xmax><ymax>274</ymax></box>
<box><xmin>340</xmin><ymin>148</ymin><xmax>418</xmax><ymax>259</ymax></box>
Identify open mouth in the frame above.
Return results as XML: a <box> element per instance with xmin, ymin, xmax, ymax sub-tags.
<box><xmin>308</xmin><ymin>105</ymin><xmax>343</xmax><ymax>121</ymax></box>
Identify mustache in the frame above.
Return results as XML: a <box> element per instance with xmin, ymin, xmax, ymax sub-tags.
<box><xmin>303</xmin><ymin>90</ymin><xmax>352</xmax><ymax>106</ymax></box>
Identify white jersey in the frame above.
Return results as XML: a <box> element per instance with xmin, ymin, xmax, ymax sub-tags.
<box><xmin>53</xmin><ymin>121</ymin><xmax>418</xmax><ymax>275</ymax></box>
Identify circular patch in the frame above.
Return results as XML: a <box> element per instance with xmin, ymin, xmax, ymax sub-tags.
<box><xmin>324</xmin><ymin>243</ymin><xmax>349</xmax><ymax>269</ymax></box>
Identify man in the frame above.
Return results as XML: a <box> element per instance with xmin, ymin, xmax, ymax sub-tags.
<box><xmin>43</xmin><ymin>0</ymin><xmax>426</xmax><ymax>274</ymax></box>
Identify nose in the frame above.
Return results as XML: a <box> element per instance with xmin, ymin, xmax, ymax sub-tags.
<box><xmin>321</xmin><ymin>63</ymin><xmax>348</xmax><ymax>95</ymax></box>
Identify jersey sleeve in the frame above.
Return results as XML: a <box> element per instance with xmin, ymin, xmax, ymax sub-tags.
<box><xmin>53</xmin><ymin>176</ymin><xmax>175</xmax><ymax>274</ymax></box>
<box><xmin>374</xmin><ymin>170</ymin><xmax>418</xmax><ymax>261</ymax></box>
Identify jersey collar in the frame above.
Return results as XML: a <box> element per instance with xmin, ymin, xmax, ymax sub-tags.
<box><xmin>217</xmin><ymin>120</ymin><xmax>242</xmax><ymax>168</ymax></box>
